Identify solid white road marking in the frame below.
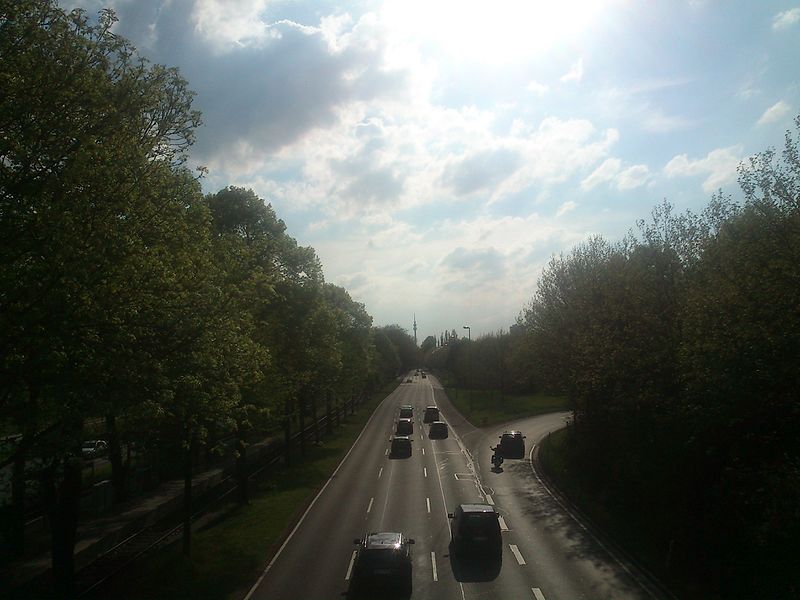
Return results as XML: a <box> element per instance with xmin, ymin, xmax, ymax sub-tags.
<box><xmin>424</xmin><ymin>467</ymin><xmax>428</xmax><ymax>477</ymax></box>
<box><xmin>345</xmin><ymin>550</ymin><xmax>357</xmax><ymax>580</ymax></box>
<box><xmin>378</xmin><ymin>467</ymin><xmax>383</xmax><ymax>478</ymax></box>
<box><xmin>485</xmin><ymin>493</ymin><xmax>494</xmax><ymax>505</ymax></box>
<box><xmin>498</xmin><ymin>515</ymin><xmax>509</xmax><ymax>531</ymax></box>
<box><xmin>510</xmin><ymin>544</ymin><xmax>526</xmax><ymax>565</ymax></box>
<box><xmin>532</xmin><ymin>588</ymin><xmax>546</xmax><ymax>600</ymax></box>
<box><xmin>431</xmin><ymin>552</ymin><xmax>438</xmax><ymax>581</ymax></box>
<box><xmin>242</xmin><ymin>388</ymin><xmax>392</xmax><ymax>600</ymax></box>
<box><xmin>426</xmin><ymin>497</ymin><xmax>431</xmax><ymax>513</ymax></box>
<box><xmin>367</xmin><ymin>497</ymin><xmax>374</xmax><ymax>513</ymax></box>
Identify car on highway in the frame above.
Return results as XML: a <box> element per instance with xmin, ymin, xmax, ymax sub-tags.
<box><xmin>81</xmin><ymin>439</ymin><xmax>108</xmax><ymax>459</ymax></box>
<box><xmin>448</xmin><ymin>503</ymin><xmax>502</xmax><ymax>557</ymax></box>
<box><xmin>398</xmin><ymin>405</ymin><xmax>413</xmax><ymax>418</ymax></box>
<box><xmin>395</xmin><ymin>418</ymin><xmax>413</xmax><ymax>435</ymax></box>
<box><xmin>498</xmin><ymin>430</ymin><xmax>526</xmax><ymax>459</ymax></box>
<box><xmin>423</xmin><ymin>405</ymin><xmax>439</xmax><ymax>423</ymax></box>
<box><xmin>405</xmin><ymin>377</ymin><xmax>412</xmax><ymax>383</ymax></box>
<box><xmin>421</xmin><ymin>372</ymin><xmax>426</xmax><ymax>378</ymax></box>
<box><xmin>428</xmin><ymin>421</ymin><xmax>448</xmax><ymax>439</ymax></box>
<box><xmin>351</xmin><ymin>532</ymin><xmax>414</xmax><ymax>593</ymax></box>
<box><xmin>390</xmin><ymin>436</ymin><xmax>412</xmax><ymax>457</ymax></box>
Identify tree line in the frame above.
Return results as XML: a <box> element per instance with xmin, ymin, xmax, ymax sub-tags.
<box><xmin>0</xmin><ymin>2</ymin><xmax>416</xmax><ymax>595</ymax></box>
<box><xmin>425</xmin><ymin>119</ymin><xmax>800</xmax><ymax>596</ymax></box>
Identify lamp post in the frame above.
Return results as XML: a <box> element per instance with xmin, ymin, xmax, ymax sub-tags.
<box><xmin>463</xmin><ymin>326</ymin><xmax>471</xmax><ymax>412</ymax></box>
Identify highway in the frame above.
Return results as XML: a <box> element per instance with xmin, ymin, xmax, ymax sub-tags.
<box><xmin>245</xmin><ymin>373</ymin><xmax>665</xmax><ymax>600</ymax></box>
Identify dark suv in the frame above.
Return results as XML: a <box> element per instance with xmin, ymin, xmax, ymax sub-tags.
<box><xmin>498</xmin><ymin>431</ymin><xmax>526</xmax><ymax>459</ymax></box>
<box><xmin>423</xmin><ymin>405</ymin><xmax>439</xmax><ymax>423</ymax></box>
<box><xmin>395</xmin><ymin>418</ymin><xmax>413</xmax><ymax>435</ymax></box>
<box><xmin>398</xmin><ymin>405</ymin><xmax>413</xmax><ymax>419</ymax></box>
<box><xmin>351</xmin><ymin>532</ymin><xmax>414</xmax><ymax>592</ymax></box>
<box><xmin>390</xmin><ymin>436</ymin><xmax>412</xmax><ymax>457</ymax></box>
<box><xmin>448</xmin><ymin>504</ymin><xmax>502</xmax><ymax>557</ymax></box>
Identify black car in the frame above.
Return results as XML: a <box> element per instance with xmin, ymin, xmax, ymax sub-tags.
<box><xmin>498</xmin><ymin>430</ymin><xmax>526</xmax><ymax>459</ymax></box>
<box><xmin>398</xmin><ymin>405</ymin><xmax>413</xmax><ymax>418</ymax></box>
<box><xmin>448</xmin><ymin>504</ymin><xmax>502</xmax><ymax>557</ymax></box>
<box><xmin>390</xmin><ymin>436</ymin><xmax>412</xmax><ymax>457</ymax></box>
<box><xmin>395</xmin><ymin>418</ymin><xmax>413</xmax><ymax>435</ymax></box>
<box><xmin>423</xmin><ymin>405</ymin><xmax>439</xmax><ymax>423</ymax></box>
<box><xmin>428</xmin><ymin>421</ymin><xmax>448</xmax><ymax>439</ymax></box>
<box><xmin>351</xmin><ymin>532</ymin><xmax>414</xmax><ymax>592</ymax></box>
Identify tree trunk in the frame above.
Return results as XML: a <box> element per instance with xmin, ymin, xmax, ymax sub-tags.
<box><xmin>235</xmin><ymin>422</ymin><xmax>249</xmax><ymax>505</ymax></box>
<box><xmin>298</xmin><ymin>395</ymin><xmax>307</xmax><ymax>457</ymax></box>
<box><xmin>283</xmin><ymin>396</ymin><xmax>292</xmax><ymax>467</ymax></box>
<box><xmin>105</xmin><ymin>414</ymin><xmax>127</xmax><ymax>504</ymax></box>
<box><xmin>182</xmin><ymin>429</ymin><xmax>193</xmax><ymax>558</ymax></box>
<box><xmin>44</xmin><ymin>457</ymin><xmax>82</xmax><ymax>599</ymax></box>
<box><xmin>312</xmin><ymin>394</ymin><xmax>320</xmax><ymax>445</ymax></box>
<box><xmin>9</xmin><ymin>433</ymin><xmax>29</xmax><ymax>558</ymax></box>
<box><xmin>325</xmin><ymin>389</ymin><xmax>333</xmax><ymax>435</ymax></box>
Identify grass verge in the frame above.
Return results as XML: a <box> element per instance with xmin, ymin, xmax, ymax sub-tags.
<box><xmin>445</xmin><ymin>386</ymin><xmax>569</xmax><ymax>428</ymax></box>
<box><xmin>99</xmin><ymin>382</ymin><xmax>397</xmax><ymax>600</ymax></box>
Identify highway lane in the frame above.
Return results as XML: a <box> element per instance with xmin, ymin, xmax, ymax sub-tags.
<box><xmin>246</xmin><ymin>373</ymin><xmax>667</xmax><ymax>600</ymax></box>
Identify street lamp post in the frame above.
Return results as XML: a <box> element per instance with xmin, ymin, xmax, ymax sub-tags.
<box><xmin>463</xmin><ymin>326</ymin><xmax>471</xmax><ymax>412</ymax></box>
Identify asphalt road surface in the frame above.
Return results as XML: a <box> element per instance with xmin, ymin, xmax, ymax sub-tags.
<box><xmin>245</xmin><ymin>373</ymin><xmax>666</xmax><ymax>600</ymax></box>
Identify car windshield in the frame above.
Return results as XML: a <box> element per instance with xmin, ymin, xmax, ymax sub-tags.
<box><xmin>360</xmin><ymin>548</ymin><xmax>401</xmax><ymax>568</ymax></box>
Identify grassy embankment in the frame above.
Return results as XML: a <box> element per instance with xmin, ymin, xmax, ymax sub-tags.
<box><xmin>100</xmin><ymin>381</ymin><xmax>397</xmax><ymax>600</ymax></box>
<box><xmin>437</xmin><ymin>373</ymin><xmax>569</xmax><ymax>427</ymax></box>
<box><xmin>538</xmin><ymin>427</ymin><xmax>681</xmax><ymax>596</ymax></box>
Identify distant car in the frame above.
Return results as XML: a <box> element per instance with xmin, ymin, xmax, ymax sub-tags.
<box><xmin>498</xmin><ymin>431</ymin><xmax>526</xmax><ymax>459</ymax></box>
<box><xmin>405</xmin><ymin>377</ymin><xmax>413</xmax><ymax>383</ymax></box>
<box><xmin>81</xmin><ymin>439</ymin><xmax>107</xmax><ymax>459</ymax></box>
<box><xmin>448</xmin><ymin>503</ymin><xmax>502</xmax><ymax>557</ymax></box>
<box><xmin>428</xmin><ymin>421</ymin><xmax>448</xmax><ymax>439</ymax></box>
<box><xmin>351</xmin><ymin>532</ymin><xmax>414</xmax><ymax>593</ymax></box>
<box><xmin>423</xmin><ymin>405</ymin><xmax>439</xmax><ymax>423</ymax></box>
<box><xmin>390</xmin><ymin>436</ymin><xmax>412</xmax><ymax>457</ymax></box>
<box><xmin>398</xmin><ymin>405</ymin><xmax>413</xmax><ymax>418</ymax></box>
<box><xmin>421</xmin><ymin>372</ymin><xmax>427</xmax><ymax>378</ymax></box>
<box><xmin>395</xmin><ymin>418</ymin><xmax>413</xmax><ymax>435</ymax></box>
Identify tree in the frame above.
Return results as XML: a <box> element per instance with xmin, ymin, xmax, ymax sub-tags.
<box><xmin>0</xmin><ymin>1</ymin><xmax>205</xmax><ymax>590</ymax></box>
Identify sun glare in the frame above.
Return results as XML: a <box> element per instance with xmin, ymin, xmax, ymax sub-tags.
<box><xmin>382</xmin><ymin>0</ymin><xmax>618</xmax><ymax>64</ymax></box>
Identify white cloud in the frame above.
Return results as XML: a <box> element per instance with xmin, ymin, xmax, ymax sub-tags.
<box><xmin>581</xmin><ymin>159</ymin><xmax>650</xmax><ymax>191</ymax></box>
<box><xmin>772</xmin><ymin>8</ymin><xmax>800</xmax><ymax>30</ymax></box>
<box><xmin>582</xmin><ymin>158</ymin><xmax>621</xmax><ymax>190</ymax></box>
<box><xmin>556</xmin><ymin>201</ymin><xmax>577</xmax><ymax>217</ymax></box>
<box><xmin>664</xmin><ymin>145</ymin><xmax>743</xmax><ymax>193</ymax></box>
<box><xmin>757</xmin><ymin>100</ymin><xmax>792</xmax><ymax>126</ymax></box>
<box><xmin>616</xmin><ymin>164</ymin><xmax>651</xmax><ymax>190</ymax></box>
<box><xmin>526</xmin><ymin>80</ymin><xmax>549</xmax><ymax>96</ymax></box>
<box><xmin>560</xmin><ymin>57</ymin><xmax>584</xmax><ymax>83</ymax></box>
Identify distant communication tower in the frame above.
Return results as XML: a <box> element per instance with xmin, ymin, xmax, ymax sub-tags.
<box><xmin>413</xmin><ymin>313</ymin><xmax>418</xmax><ymax>346</ymax></box>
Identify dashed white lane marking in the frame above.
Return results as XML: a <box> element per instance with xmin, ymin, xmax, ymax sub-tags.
<box><xmin>367</xmin><ymin>497</ymin><xmax>374</xmax><ymax>513</ymax></box>
<box><xmin>385</xmin><ymin>448</ymin><xmax>389</xmax><ymax>456</ymax></box>
<box><xmin>422</xmin><ymin>447</ymin><xmax>425</xmax><ymax>455</ymax></box>
<box><xmin>426</xmin><ymin>497</ymin><xmax>431</xmax><ymax>513</ymax></box>
<box><xmin>431</xmin><ymin>552</ymin><xmax>438</xmax><ymax>581</ymax></box>
<box><xmin>532</xmin><ymin>588</ymin><xmax>546</xmax><ymax>600</ymax></box>
<box><xmin>345</xmin><ymin>550</ymin><xmax>357</xmax><ymax>580</ymax></box>
<box><xmin>510</xmin><ymin>544</ymin><xmax>526</xmax><ymax>565</ymax></box>
<box><xmin>378</xmin><ymin>467</ymin><xmax>383</xmax><ymax>478</ymax></box>
<box><xmin>424</xmin><ymin>467</ymin><xmax>428</xmax><ymax>477</ymax></box>
<box><xmin>485</xmin><ymin>493</ymin><xmax>494</xmax><ymax>505</ymax></box>
<box><xmin>498</xmin><ymin>515</ymin><xmax>509</xmax><ymax>531</ymax></box>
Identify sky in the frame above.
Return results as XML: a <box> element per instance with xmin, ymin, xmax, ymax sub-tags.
<box><xmin>66</xmin><ymin>0</ymin><xmax>800</xmax><ymax>340</ymax></box>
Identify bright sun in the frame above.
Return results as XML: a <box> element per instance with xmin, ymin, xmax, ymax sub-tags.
<box><xmin>382</xmin><ymin>0</ymin><xmax>619</xmax><ymax>64</ymax></box>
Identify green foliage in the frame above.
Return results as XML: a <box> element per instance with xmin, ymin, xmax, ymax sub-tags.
<box><xmin>517</xmin><ymin>117</ymin><xmax>800</xmax><ymax>597</ymax></box>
